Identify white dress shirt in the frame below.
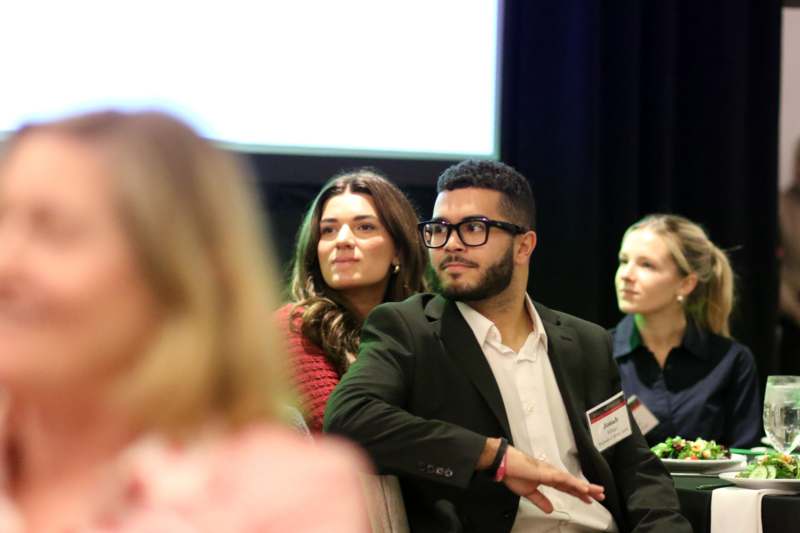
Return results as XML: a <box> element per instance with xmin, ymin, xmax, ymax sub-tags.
<box><xmin>456</xmin><ymin>297</ymin><xmax>617</xmax><ymax>533</ymax></box>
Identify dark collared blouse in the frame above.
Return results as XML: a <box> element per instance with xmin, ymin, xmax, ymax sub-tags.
<box><xmin>611</xmin><ymin>315</ymin><xmax>762</xmax><ymax>448</ymax></box>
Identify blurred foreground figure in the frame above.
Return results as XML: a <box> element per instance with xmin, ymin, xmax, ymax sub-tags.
<box><xmin>0</xmin><ymin>110</ymin><xmax>369</xmax><ymax>532</ymax></box>
<box><xmin>779</xmin><ymin>139</ymin><xmax>800</xmax><ymax>374</ymax></box>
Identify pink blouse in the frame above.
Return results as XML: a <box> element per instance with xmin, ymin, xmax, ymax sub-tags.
<box><xmin>0</xmin><ymin>425</ymin><xmax>371</xmax><ymax>532</ymax></box>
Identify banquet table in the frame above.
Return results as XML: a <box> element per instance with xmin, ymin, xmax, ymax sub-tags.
<box><xmin>673</xmin><ymin>475</ymin><xmax>800</xmax><ymax>533</ymax></box>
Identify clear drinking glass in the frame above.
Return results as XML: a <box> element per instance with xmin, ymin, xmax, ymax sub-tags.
<box><xmin>763</xmin><ymin>375</ymin><xmax>800</xmax><ymax>455</ymax></box>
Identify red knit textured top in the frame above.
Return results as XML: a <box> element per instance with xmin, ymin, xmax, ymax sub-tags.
<box><xmin>276</xmin><ymin>303</ymin><xmax>341</xmax><ymax>433</ymax></box>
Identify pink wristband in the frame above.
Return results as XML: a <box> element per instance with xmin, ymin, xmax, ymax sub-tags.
<box><xmin>493</xmin><ymin>449</ymin><xmax>508</xmax><ymax>482</ymax></box>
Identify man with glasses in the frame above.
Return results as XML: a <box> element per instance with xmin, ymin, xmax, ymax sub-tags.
<box><xmin>325</xmin><ymin>160</ymin><xmax>689</xmax><ymax>533</ymax></box>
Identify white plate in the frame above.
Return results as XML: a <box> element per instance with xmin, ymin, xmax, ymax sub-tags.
<box><xmin>661</xmin><ymin>454</ymin><xmax>747</xmax><ymax>474</ymax></box>
<box><xmin>719</xmin><ymin>471</ymin><xmax>800</xmax><ymax>491</ymax></box>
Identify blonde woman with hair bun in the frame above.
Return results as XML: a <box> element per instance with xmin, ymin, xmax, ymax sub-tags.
<box><xmin>611</xmin><ymin>214</ymin><xmax>761</xmax><ymax>448</ymax></box>
<box><xmin>0</xmin><ymin>110</ymin><xmax>369</xmax><ymax>532</ymax></box>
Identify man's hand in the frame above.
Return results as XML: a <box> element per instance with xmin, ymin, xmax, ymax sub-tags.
<box><xmin>503</xmin><ymin>445</ymin><xmax>605</xmax><ymax>512</ymax></box>
<box><xmin>479</xmin><ymin>438</ymin><xmax>605</xmax><ymax>514</ymax></box>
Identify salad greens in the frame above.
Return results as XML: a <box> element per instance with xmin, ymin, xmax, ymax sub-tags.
<box><xmin>737</xmin><ymin>453</ymin><xmax>800</xmax><ymax>479</ymax></box>
<box><xmin>651</xmin><ymin>436</ymin><xmax>730</xmax><ymax>460</ymax></box>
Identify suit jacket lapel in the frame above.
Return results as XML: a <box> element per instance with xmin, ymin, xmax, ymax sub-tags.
<box><xmin>538</xmin><ymin>303</ymin><xmax>624</xmax><ymax>523</ymax></box>
<box><xmin>430</xmin><ymin>297</ymin><xmax>513</xmax><ymax>439</ymax></box>
<box><xmin>537</xmin><ymin>304</ymin><xmax>598</xmax><ymax>461</ymax></box>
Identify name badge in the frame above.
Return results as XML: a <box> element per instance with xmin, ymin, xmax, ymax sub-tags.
<box><xmin>585</xmin><ymin>391</ymin><xmax>632</xmax><ymax>452</ymax></box>
<box><xmin>627</xmin><ymin>394</ymin><xmax>659</xmax><ymax>436</ymax></box>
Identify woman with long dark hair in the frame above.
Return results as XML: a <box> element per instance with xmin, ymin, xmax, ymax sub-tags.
<box><xmin>277</xmin><ymin>168</ymin><xmax>427</xmax><ymax>431</ymax></box>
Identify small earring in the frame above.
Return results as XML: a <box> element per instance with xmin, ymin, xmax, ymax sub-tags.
<box><xmin>677</xmin><ymin>294</ymin><xmax>685</xmax><ymax>303</ymax></box>
<box><xmin>393</xmin><ymin>263</ymin><xmax>400</xmax><ymax>274</ymax></box>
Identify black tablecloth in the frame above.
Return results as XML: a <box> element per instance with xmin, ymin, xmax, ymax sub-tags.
<box><xmin>673</xmin><ymin>475</ymin><xmax>800</xmax><ymax>533</ymax></box>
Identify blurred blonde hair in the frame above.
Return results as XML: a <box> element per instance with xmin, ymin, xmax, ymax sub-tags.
<box><xmin>625</xmin><ymin>214</ymin><xmax>734</xmax><ymax>336</ymax></box>
<box><xmin>795</xmin><ymin>137</ymin><xmax>800</xmax><ymax>183</ymax></box>
<box><xmin>3</xmin><ymin>110</ymin><xmax>289</xmax><ymax>436</ymax></box>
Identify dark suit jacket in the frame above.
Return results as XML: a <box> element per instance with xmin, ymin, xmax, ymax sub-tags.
<box><xmin>324</xmin><ymin>294</ymin><xmax>691</xmax><ymax>533</ymax></box>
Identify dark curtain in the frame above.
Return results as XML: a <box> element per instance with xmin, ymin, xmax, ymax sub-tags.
<box><xmin>500</xmin><ymin>1</ymin><xmax>782</xmax><ymax>380</ymax></box>
<box><xmin>251</xmin><ymin>154</ymin><xmax>452</xmax><ymax>280</ymax></box>
<box><xmin>253</xmin><ymin>1</ymin><xmax>782</xmax><ymax>380</ymax></box>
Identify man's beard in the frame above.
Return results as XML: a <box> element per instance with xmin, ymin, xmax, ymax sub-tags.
<box><xmin>437</xmin><ymin>245</ymin><xmax>514</xmax><ymax>302</ymax></box>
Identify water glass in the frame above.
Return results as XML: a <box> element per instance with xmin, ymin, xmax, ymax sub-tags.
<box><xmin>763</xmin><ymin>375</ymin><xmax>800</xmax><ymax>455</ymax></box>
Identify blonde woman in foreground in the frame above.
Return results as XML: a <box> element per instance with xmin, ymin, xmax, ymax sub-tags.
<box><xmin>0</xmin><ymin>110</ymin><xmax>369</xmax><ymax>532</ymax></box>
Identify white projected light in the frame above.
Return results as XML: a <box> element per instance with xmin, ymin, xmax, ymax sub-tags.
<box><xmin>1</xmin><ymin>1</ymin><xmax>501</xmax><ymax>158</ymax></box>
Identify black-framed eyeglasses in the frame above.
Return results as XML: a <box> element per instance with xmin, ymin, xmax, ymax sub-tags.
<box><xmin>417</xmin><ymin>217</ymin><xmax>528</xmax><ymax>249</ymax></box>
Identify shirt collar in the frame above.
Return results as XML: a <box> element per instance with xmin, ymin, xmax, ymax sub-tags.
<box><xmin>612</xmin><ymin>315</ymin><xmax>640</xmax><ymax>358</ymax></box>
<box><xmin>682</xmin><ymin>319</ymin><xmax>711</xmax><ymax>359</ymax></box>
<box><xmin>612</xmin><ymin>314</ymin><xmax>711</xmax><ymax>360</ymax></box>
<box><xmin>455</xmin><ymin>295</ymin><xmax>547</xmax><ymax>351</ymax></box>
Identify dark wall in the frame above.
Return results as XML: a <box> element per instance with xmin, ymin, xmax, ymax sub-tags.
<box><xmin>250</xmin><ymin>1</ymin><xmax>783</xmax><ymax>380</ymax></box>
<box><xmin>500</xmin><ymin>1</ymin><xmax>781</xmax><ymax>382</ymax></box>
<box><xmin>248</xmin><ymin>152</ymin><xmax>447</xmax><ymax>278</ymax></box>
